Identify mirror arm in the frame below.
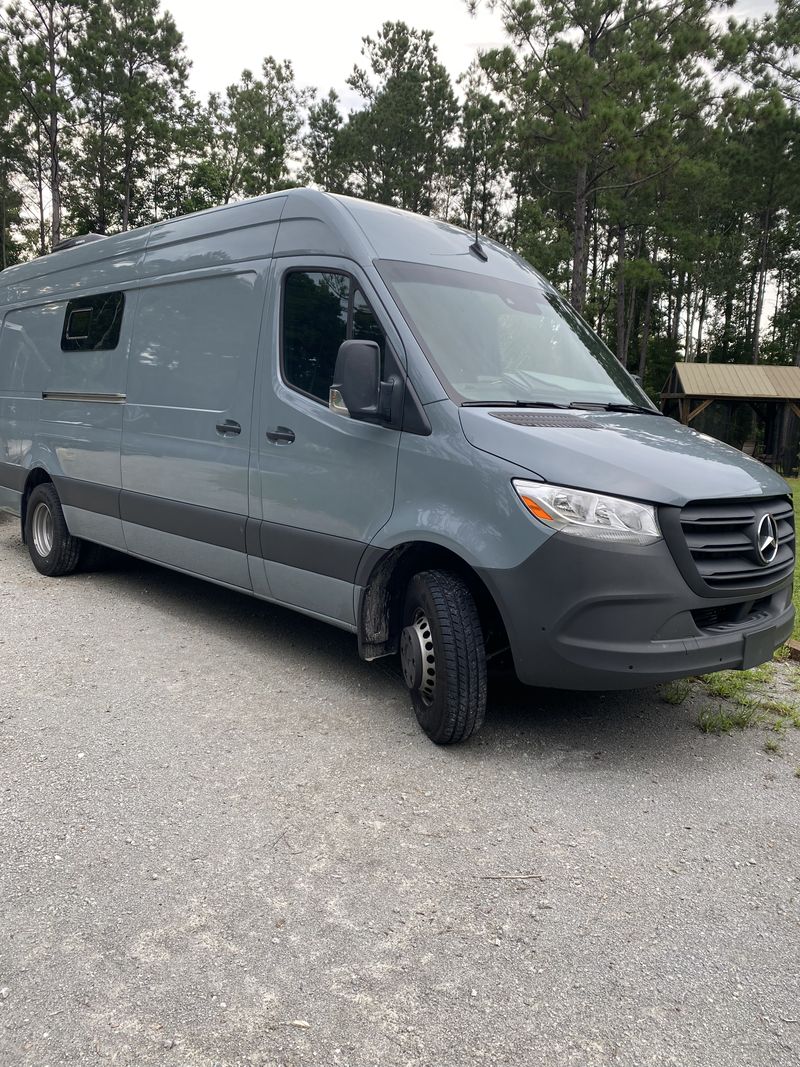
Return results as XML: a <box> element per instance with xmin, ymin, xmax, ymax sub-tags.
<box><xmin>378</xmin><ymin>377</ymin><xmax>397</xmax><ymax>422</ymax></box>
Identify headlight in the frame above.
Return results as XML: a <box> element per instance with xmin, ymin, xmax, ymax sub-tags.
<box><xmin>512</xmin><ymin>480</ymin><xmax>661</xmax><ymax>545</ymax></box>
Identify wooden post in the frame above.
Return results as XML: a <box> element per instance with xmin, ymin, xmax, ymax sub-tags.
<box><xmin>686</xmin><ymin>398</ymin><xmax>713</xmax><ymax>423</ymax></box>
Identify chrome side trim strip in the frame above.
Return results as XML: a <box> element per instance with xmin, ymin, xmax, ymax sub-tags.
<box><xmin>42</xmin><ymin>391</ymin><xmax>127</xmax><ymax>403</ymax></box>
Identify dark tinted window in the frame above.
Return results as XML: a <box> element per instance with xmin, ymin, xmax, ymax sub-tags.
<box><xmin>61</xmin><ymin>291</ymin><xmax>125</xmax><ymax>352</ymax></box>
<box><xmin>282</xmin><ymin>272</ymin><xmax>386</xmax><ymax>403</ymax></box>
<box><xmin>352</xmin><ymin>288</ymin><xmax>385</xmax><ymax>361</ymax></box>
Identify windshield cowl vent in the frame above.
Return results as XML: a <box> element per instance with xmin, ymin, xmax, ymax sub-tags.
<box><xmin>490</xmin><ymin>412</ymin><xmax>600</xmax><ymax>429</ymax></box>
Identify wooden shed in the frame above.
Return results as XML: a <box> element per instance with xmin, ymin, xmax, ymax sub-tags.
<box><xmin>660</xmin><ymin>363</ymin><xmax>800</xmax><ymax>475</ymax></box>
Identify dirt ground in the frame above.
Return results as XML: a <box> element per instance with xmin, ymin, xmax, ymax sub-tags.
<box><xmin>1</xmin><ymin>511</ymin><xmax>799</xmax><ymax>1067</ymax></box>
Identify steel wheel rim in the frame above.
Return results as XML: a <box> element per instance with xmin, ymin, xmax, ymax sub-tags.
<box><xmin>401</xmin><ymin>608</ymin><xmax>436</xmax><ymax>707</ymax></box>
<box><xmin>31</xmin><ymin>501</ymin><xmax>54</xmax><ymax>557</ymax></box>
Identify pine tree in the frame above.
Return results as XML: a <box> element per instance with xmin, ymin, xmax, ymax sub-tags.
<box><xmin>3</xmin><ymin>0</ymin><xmax>87</xmax><ymax>248</ymax></box>
<box><xmin>301</xmin><ymin>89</ymin><xmax>348</xmax><ymax>193</ymax></box>
<box><xmin>345</xmin><ymin>22</ymin><xmax>458</xmax><ymax>214</ymax></box>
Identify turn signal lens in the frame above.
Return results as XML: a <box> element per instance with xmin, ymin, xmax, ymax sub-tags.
<box><xmin>512</xmin><ymin>480</ymin><xmax>661</xmax><ymax>545</ymax></box>
<box><xmin>519</xmin><ymin>495</ymin><xmax>553</xmax><ymax>522</ymax></box>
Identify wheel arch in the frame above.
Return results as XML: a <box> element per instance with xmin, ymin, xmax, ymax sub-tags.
<box><xmin>356</xmin><ymin>539</ymin><xmax>510</xmax><ymax>664</ymax></box>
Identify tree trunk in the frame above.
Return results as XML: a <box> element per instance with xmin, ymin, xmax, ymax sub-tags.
<box><xmin>722</xmin><ymin>289</ymin><xmax>733</xmax><ymax>361</ymax></box>
<box><xmin>670</xmin><ymin>268</ymin><xmax>684</xmax><ymax>342</ymax></box>
<box><xmin>47</xmin><ymin>12</ymin><xmax>61</xmax><ymax>249</ymax></box>
<box><xmin>0</xmin><ymin>184</ymin><xmax>6</xmax><ymax>271</ymax></box>
<box><xmin>570</xmin><ymin>162</ymin><xmax>589</xmax><ymax>313</ymax></box>
<box><xmin>595</xmin><ymin>226</ymin><xmax>613</xmax><ymax>337</ymax></box>
<box><xmin>122</xmin><ymin>139</ymin><xmax>133</xmax><ymax>230</ymax></box>
<box><xmin>36</xmin><ymin>130</ymin><xmax>46</xmax><ymax>256</ymax></box>
<box><xmin>696</xmin><ymin>285</ymin><xmax>707</xmax><ymax>362</ymax></box>
<box><xmin>684</xmin><ymin>275</ymin><xmax>695</xmax><ymax>362</ymax></box>
<box><xmin>638</xmin><ymin>279</ymin><xmax>655</xmax><ymax>380</ymax></box>
<box><xmin>745</xmin><ymin>259</ymin><xmax>758</xmax><ymax>351</ymax></box>
<box><xmin>615</xmin><ymin>223</ymin><xmax>626</xmax><ymax>365</ymax></box>
<box><xmin>98</xmin><ymin>94</ymin><xmax>107</xmax><ymax>233</ymax></box>
<box><xmin>625</xmin><ymin>281</ymin><xmax>637</xmax><ymax>360</ymax></box>
<box><xmin>589</xmin><ymin>207</ymin><xmax>599</xmax><ymax>317</ymax></box>
<box><xmin>752</xmin><ymin>208</ymin><xmax>771</xmax><ymax>363</ymax></box>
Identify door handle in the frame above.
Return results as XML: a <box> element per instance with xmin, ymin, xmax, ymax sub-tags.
<box><xmin>216</xmin><ymin>419</ymin><xmax>242</xmax><ymax>437</ymax></box>
<box><xmin>266</xmin><ymin>426</ymin><xmax>296</xmax><ymax>445</ymax></box>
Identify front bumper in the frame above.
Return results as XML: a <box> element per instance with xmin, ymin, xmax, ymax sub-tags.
<box><xmin>478</xmin><ymin>534</ymin><xmax>795</xmax><ymax>690</ymax></box>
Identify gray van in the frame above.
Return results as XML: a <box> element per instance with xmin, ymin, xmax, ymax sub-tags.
<box><xmin>0</xmin><ymin>189</ymin><xmax>795</xmax><ymax>743</ymax></box>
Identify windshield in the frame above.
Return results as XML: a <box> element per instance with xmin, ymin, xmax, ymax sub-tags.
<box><xmin>377</xmin><ymin>260</ymin><xmax>651</xmax><ymax>408</ymax></box>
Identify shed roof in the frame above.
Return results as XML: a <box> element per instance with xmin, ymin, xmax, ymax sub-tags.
<box><xmin>663</xmin><ymin>362</ymin><xmax>800</xmax><ymax>401</ymax></box>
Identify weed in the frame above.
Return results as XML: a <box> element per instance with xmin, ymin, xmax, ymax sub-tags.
<box><xmin>748</xmin><ymin>662</ymin><xmax>775</xmax><ymax>684</ymax></box>
<box><xmin>728</xmin><ymin>703</ymin><xmax>761</xmax><ymax>729</ymax></box>
<box><xmin>763</xmin><ymin>700</ymin><xmax>800</xmax><ymax>727</ymax></box>
<box><xmin>662</xmin><ymin>679</ymin><xmax>692</xmax><ymax>706</ymax></box>
<box><xmin>702</xmin><ymin>664</ymin><xmax>793</xmax><ymax>709</ymax></box>
<box><xmin>703</xmin><ymin>671</ymin><xmax>749</xmax><ymax>701</ymax></box>
<box><xmin>764</xmin><ymin>737</ymin><xmax>780</xmax><ymax>754</ymax></box>
<box><xmin>698</xmin><ymin>704</ymin><xmax>759</xmax><ymax>734</ymax></box>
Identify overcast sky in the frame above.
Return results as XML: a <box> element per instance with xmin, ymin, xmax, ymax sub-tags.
<box><xmin>164</xmin><ymin>0</ymin><xmax>777</xmax><ymax>110</ymax></box>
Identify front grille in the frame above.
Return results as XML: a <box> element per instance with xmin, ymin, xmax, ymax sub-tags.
<box><xmin>691</xmin><ymin>597</ymin><xmax>772</xmax><ymax>633</ymax></box>
<box><xmin>680</xmin><ymin>497</ymin><xmax>795</xmax><ymax>592</ymax></box>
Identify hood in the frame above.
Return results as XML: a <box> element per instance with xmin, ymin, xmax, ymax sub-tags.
<box><xmin>459</xmin><ymin>408</ymin><xmax>790</xmax><ymax>506</ymax></box>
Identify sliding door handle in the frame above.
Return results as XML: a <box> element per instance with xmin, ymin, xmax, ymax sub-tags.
<box><xmin>266</xmin><ymin>426</ymin><xmax>296</xmax><ymax>445</ymax></box>
<box><xmin>216</xmin><ymin>419</ymin><xmax>242</xmax><ymax>437</ymax></box>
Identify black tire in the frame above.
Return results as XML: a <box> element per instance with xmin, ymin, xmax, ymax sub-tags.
<box><xmin>79</xmin><ymin>541</ymin><xmax>112</xmax><ymax>572</ymax></box>
<box><xmin>24</xmin><ymin>483</ymin><xmax>82</xmax><ymax>577</ymax></box>
<box><xmin>400</xmin><ymin>569</ymin><xmax>487</xmax><ymax>745</ymax></box>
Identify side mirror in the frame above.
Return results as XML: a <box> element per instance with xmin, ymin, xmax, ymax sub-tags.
<box><xmin>330</xmin><ymin>339</ymin><xmax>394</xmax><ymax>423</ymax></box>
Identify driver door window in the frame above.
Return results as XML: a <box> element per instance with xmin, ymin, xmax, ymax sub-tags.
<box><xmin>282</xmin><ymin>270</ymin><xmax>385</xmax><ymax>403</ymax></box>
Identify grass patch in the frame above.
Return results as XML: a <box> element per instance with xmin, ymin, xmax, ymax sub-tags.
<box><xmin>662</xmin><ymin>679</ymin><xmax>692</xmax><ymax>705</ymax></box>
<box><xmin>763</xmin><ymin>699</ymin><xmax>800</xmax><ymax>728</ymax></box>
<box><xmin>701</xmin><ymin>663</ymin><xmax>773</xmax><ymax>702</ymax></box>
<box><xmin>698</xmin><ymin>703</ymin><xmax>761</xmax><ymax>734</ymax></box>
<box><xmin>694</xmin><ymin>662</ymin><xmax>798</xmax><ymax>735</ymax></box>
<box><xmin>764</xmin><ymin>737</ymin><xmax>781</xmax><ymax>754</ymax></box>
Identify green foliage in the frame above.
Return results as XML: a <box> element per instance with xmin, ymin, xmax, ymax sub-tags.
<box><xmin>343</xmin><ymin>21</ymin><xmax>458</xmax><ymax>213</ymax></box>
<box><xmin>301</xmin><ymin>90</ymin><xmax>348</xmax><ymax>193</ymax></box>
<box><xmin>0</xmin><ymin>0</ymin><xmax>798</xmax><ymax>379</ymax></box>
<box><xmin>698</xmin><ymin>703</ymin><xmax>760</xmax><ymax>734</ymax></box>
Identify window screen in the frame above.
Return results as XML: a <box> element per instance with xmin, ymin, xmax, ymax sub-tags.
<box><xmin>61</xmin><ymin>291</ymin><xmax>125</xmax><ymax>352</ymax></box>
<box><xmin>282</xmin><ymin>271</ymin><xmax>386</xmax><ymax>403</ymax></box>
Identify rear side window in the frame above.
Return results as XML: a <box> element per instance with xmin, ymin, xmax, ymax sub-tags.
<box><xmin>282</xmin><ymin>271</ymin><xmax>385</xmax><ymax>403</ymax></box>
<box><xmin>61</xmin><ymin>291</ymin><xmax>125</xmax><ymax>352</ymax></box>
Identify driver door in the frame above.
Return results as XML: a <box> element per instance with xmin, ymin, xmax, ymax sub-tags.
<box><xmin>250</xmin><ymin>257</ymin><xmax>403</xmax><ymax>625</ymax></box>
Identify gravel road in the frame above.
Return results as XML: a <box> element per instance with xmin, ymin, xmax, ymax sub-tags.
<box><xmin>1</xmin><ymin>510</ymin><xmax>799</xmax><ymax>1067</ymax></box>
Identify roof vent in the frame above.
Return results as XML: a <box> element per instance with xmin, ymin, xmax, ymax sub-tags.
<box><xmin>52</xmin><ymin>232</ymin><xmax>107</xmax><ymax>253</ymax></box>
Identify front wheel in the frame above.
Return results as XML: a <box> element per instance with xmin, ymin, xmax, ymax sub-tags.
<box><xmin>400</xmin><ymin>569</ymin><xmax>487</xmax><ymax>745</ymax></box>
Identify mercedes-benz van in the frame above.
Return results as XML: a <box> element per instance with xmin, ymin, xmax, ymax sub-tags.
<box><xmin>0</xmin><ymin>190</ymin><xmax>795</xmax><ymax>743</ymax></box>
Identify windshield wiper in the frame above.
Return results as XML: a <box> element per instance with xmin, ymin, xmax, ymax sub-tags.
<box><xmin>461</xmin><ymin>400</ymin><xmax>571</xmax><ymax>409</ymax></box>
<box><xmin>568</xmin><ymin>401</ymin><xmax>662</xmax><ymax>416</ymax></box>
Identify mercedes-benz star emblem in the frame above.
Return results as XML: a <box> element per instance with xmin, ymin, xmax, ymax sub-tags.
<box><xmin>755</xmin><ymin>513</ymin><xmax>779</xmax><ymax>565</ymax></box>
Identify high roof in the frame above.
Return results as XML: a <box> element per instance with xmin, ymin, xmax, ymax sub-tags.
<box><xmin>663</xmin><ymin>362</ymin><xmax>800</xmax><ymax>401</ymax></box>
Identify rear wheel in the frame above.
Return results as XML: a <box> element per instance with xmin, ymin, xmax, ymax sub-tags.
<box><xmin>400</xmin><ymin>569</ymin><xmax>487</xmax><ymax>745</ymax></box>
<box><xmin>24</xmin><ymin>483</ymin><xmax>82</xmax><ymax>577</ymax></box>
